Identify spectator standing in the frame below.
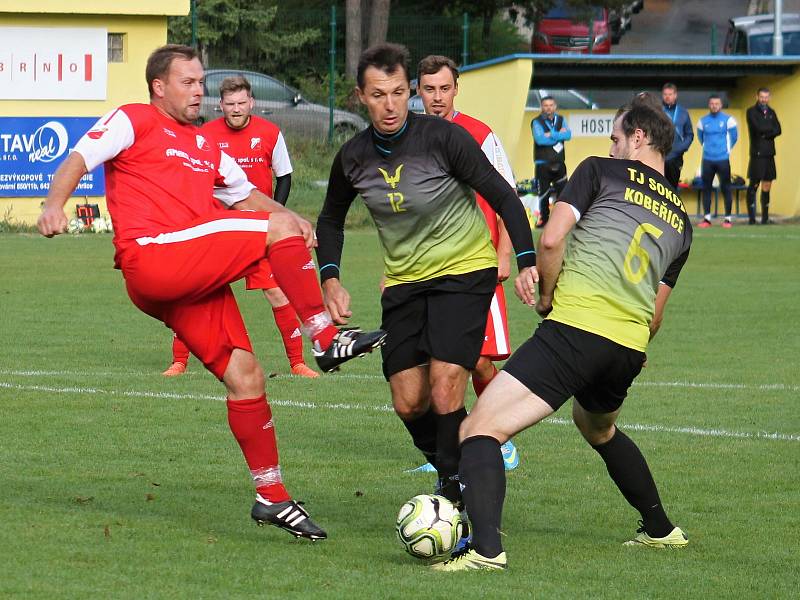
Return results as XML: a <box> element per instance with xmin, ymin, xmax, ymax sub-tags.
<box><xmin>697</xmin><ymin>95</ymin><xmax>738</xmax><ymax>228</ymax></box>
<box><xmin>745</xmin><ymin>87</ymin><xmax>781</xmax><ymax>224</ymax></box>
<box><xmin>661</xmin><ymin>83</ymin><xmax>693</xmax><ymax>188</ymax></box>
<box><xmin>531</xmin><ymin>96</ymin><xmax>571</xmax><ymax>227</ymax></box>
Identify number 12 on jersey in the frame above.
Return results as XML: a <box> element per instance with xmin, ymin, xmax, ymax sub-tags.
<box><xmin>387</xmin><ymin>192</ymin><xmax>406</xmax><ymax>213</ymax></box>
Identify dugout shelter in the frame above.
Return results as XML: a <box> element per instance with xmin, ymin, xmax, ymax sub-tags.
<box><xmin>455</xmin><ymin>54</ymin><xmax>800</xmax><ymax>218</ymax></box>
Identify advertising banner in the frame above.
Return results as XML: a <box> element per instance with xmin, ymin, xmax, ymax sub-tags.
<box><xmin>0</xmin><ymin>117</ymin><xmax>105</xmax><ymax>197</ymax></box>
<box><xmin>0</xmin><ymin>27</ymin><xmax>108</xmax><ymax>100</ymax></box>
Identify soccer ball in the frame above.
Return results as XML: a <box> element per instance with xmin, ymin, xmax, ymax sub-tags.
<box><xmin>67</xmin><ymin>218</ymin><xmax>84</xmax><ymax>234</ymax></box>
<box><xmin>396</xmin><ymin>494</ymin><xmax>462</xmax><ymax>559</ymax></box>
<box><xmin>91</xmin><ymin>217</ymin><xmax>107</xmax><ymax>233</ymax></box>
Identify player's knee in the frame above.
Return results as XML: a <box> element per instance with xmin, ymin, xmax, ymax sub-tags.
<box><xmin>573</xmin><ymin>415</ymin><xmax>614</xmax><ymax>445</ymax></box>
<box><xmin>267</xmin><ymin>212</ymin><xmax>301</xmax><ymax>244</ymax></box>
<box><xmin>429</xmin><ymin>375</ymin><xmax>465</xmax><ymax>412</ymax></box>
<box><xmin>225</xmin><ymin>352</ymin><xmax>265</xmax><ymax>398</ymax></box>
<box><xmin>394</xmin><ymin>402</ymin><xmax>427</xmax><ymax>421</ymax></box>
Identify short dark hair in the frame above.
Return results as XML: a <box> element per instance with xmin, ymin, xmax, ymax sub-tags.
<box><xmin>662</xmin><ymin>82</ymin><xmax>677</xmax><ymax>92</ymax></box>
<box><xmin>757</xmin><ymin>87</ymin><xmax>770</xmax><ymax>94</ymax></box>
<box><xmin>417</xmin><ymin>55</ymin><xmax>459</xmax><ymax>85</ymax></box>
<box><xmin>146</xmin><ymin>44</ymin><xmax>201</xmax><ymax>96</ymax></box>
<box><xmin>357</xmin><ymin>43</ymin><xmax>411</xmax><ymax>89</ymax></box>
<box><xmin>540</xmin><ymin>95</ymin><xmax>556</xmax><ymax>103</ymax></box>
<box><xmin>708</xmin><ymin>93</ymin><xmax>722</xmax><ymax>101</ymax></box>
<box><xmin>614</xmin><ymin>92</ymin><xmax>674</xmax><ymax>157</ymax></box>
<box><xmin>219</xmin><ymin>75</ymin><xmax>251</xmax><ymax>99</ymax></box>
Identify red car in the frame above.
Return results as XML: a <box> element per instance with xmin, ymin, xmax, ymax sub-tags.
<box><xmin>533</xmin><ymin>5</ymin><xmax>612</xmax><ymax>54</ymax></box>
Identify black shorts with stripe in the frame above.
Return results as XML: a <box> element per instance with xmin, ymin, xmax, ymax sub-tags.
<box><xmin>502</xmin><ymin>319</ymin><xmax>646</xmax><ymax>414</ymax></box>
<box><xmin>380</xmin><ymin>268</ymin><xmax>496</xmax><ymax>380</ymax></box>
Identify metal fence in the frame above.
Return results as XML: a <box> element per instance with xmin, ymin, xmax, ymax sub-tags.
<box><xmin>179</xmin><ymin>5</ymin><xmax>527</xmax><ymax>142</ymax></box>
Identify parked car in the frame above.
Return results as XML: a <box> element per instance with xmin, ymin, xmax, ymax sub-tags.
<box><xmin>199</xmin><ymin>69</ymin><xmax>368</xmax><ymax>139</ymax></box>
<box><xmin>407</xmin><ymin>88</ymin><xmax>598</xmax><ymax>114</ymax></box>
<box><xmin>526</xmin><ymin>89</ymin><xmax>598</xmax><ymax>110</ymax></box>
<box><xmin>532</xmin><ymin>3</ymin><xmax>611</xmax><ymax>54</ymax></box>
<box><xmin>723</xmin><ymin>13</ymin><xmax>800</xmax><ymax>55</ymax></box>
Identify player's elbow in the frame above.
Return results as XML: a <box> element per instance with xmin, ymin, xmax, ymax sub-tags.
<box><xmin>538</xmin><ymin>229</ymin><xmax>561</xmax><ymax>251</ymax></box>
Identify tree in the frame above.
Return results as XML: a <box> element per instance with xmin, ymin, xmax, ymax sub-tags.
<box><xmin>345</xmin><ymin>0</ymin><xmax>392</xmax><ymax>80</ymax></box>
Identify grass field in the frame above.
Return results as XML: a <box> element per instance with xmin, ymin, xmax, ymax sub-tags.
<box><xmin>1</xmin><ymin>225</ymin><xmax>798</xmax><ymax>599</ymax></box>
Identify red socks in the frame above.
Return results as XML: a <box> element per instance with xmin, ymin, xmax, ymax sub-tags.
<box><xmin>272</xmin><ymin>303</ymin><xmax>304</xmax><ymax>367</ymax></box>
<box><xmin>227</xmin><ymin>395</ymin><xmax>290</xmax><ymax>503</ymax></box>
<box><xmin>171</xmin><ymin>334</ymin><xmax>190</xmax><ymax>365</ymax></box>
<box><xmin>267</xmin><ymin>236</ymin><xmax>337</xmax><ymax>349</ymax></box>
<box><xmin>472</xmin><ymin>364</ymin><xmax>498</xmax><ymax>398</ymax></box>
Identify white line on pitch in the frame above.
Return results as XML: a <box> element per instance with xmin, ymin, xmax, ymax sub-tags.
<box><xmin>1</xmin><ymin>369</ymin><xmax>797</xmax><ymax>393</ymax></box>
<box><xmin>1</xmin><ymin>381</ymin><xmax>798</xmax><ymax>443</ymax></box>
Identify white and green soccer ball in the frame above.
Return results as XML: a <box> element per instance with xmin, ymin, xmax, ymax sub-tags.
<box><xmin>396</xmin><ymin>494</ymin><xmax>462</xmax><ymax>559</ymax></box>
<box><xmin>67</xmin><ymin>218</ymin><xmax>84</xmax><ymax>234</ymax></box>
<box><xmin>91</xmin><ymin>217</ymin><xmax>107</xmax><ymax>233</ymax></box>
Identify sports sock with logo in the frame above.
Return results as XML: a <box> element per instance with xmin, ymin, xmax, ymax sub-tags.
<box><xmin>591</xmin><ymin>427</ymin><xmax>673</xmax><ymax>538</ymax></box>
<box><xmin>172</xmin><ymin>334</ymin><xmax>190</xmax><ymax>365</ymax></box>
<box><xmin>459</xmin><ymin>435</ymin><xmax>505</xmax><ymax>558</ymax></box>
<box><xmin>471</xmin><ymin>364</ymin><xmax>498</xmax><ymax>398</ymax></box>
<box><xmin>267</xmin><ymin>236</ymin><xmax>337</xmax><ymax>350</ymax></box>
<box><xmin>401</xmin><ymin>408</ymin><xmax>438</xmax><ymax>468</ymax></box>
<box><xmin>435</xmin><ymin>407</ymin><xmax>468</xmax><ymax>504</ymax></box>
<box><xmin>227</xmin><ymin>394</ymin><xmax>291</xmax><ymax>503</ymax></box>
<box><xmin>272</xmin><ymin>303</ymin><xmax>304</xmax><ymax>367</ymax></box>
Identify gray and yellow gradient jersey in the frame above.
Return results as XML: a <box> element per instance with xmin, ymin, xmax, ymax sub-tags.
<box><xmin>315</xmin><ymin>112</ymin><xmax>536</xmax><ymax>287</ymax></box>
<box><xmin>549</xmin><ymin>157</ymin><xmax>693</xmax><ymax>352</ymax></box>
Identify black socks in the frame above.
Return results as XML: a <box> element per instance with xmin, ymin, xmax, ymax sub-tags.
<box><xmin>435</xmin><ymin>407</ymin><xmax>468</xmax><ymax>504</ymax></box>
<box><xmin>401</xmin><ymin>408</ymin><xmax>438</xmax><ymax>469</ymax></box>
<box><xmin>459</xmin><ymin>435</ymin><xmax>506</xmax><ymax>558</ymax></box>
<box><xmin>592</xmin><ymin>428</ymin><xmax>674</xmax><ymax>538</ymax></box>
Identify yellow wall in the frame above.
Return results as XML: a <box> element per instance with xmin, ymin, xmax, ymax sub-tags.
<box><xmin>2</xmin><ymin>1</ymin><xmax>188</xmax><ymax>16</ymax></box>
<box><xmin>456</xmin><ymin>57</ymin><xmax>799</xmax><ymax>218</ymax></box>
<box><xmin>0</xmin><ymin>7</ymin><xmax>186</xmax><ymax>224</ymax></box>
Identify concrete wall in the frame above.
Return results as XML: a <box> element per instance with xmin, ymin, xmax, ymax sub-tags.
<box><xmin>0</xmin><ymin>2</ymin><xmax>187</xmax><ymax>224</ymax></box>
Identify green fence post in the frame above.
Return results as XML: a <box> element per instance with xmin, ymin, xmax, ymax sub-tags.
<box><xmin>711</xmin><ymin>23</ymin><xmax>717</xmax><ymax>55</ymax></box>
<box><xmin>191</xmin><ymin>0</ymin><xmax>197</xmax><ymax>48</ymax></box>
<box><xmin>328</xmin><ymin>4</ymin><xmax>336</xmax><ymax>145</ymax></box>
<box><xmin>462</xmin><ymin>13</ymin><xmax>469</xmax><ymax>66</ymax></box>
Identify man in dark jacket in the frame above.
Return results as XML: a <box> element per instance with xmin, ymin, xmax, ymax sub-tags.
<box><xmin>661</xmin><ymin>83</ymin><xmax>693</xmax><ymax>188</ymax></box>
<box><xmin>746</xmin><ymin>87</ymin><xmax>782</xmax><ymax>224</ymax></box>
<box><xmin>532</xmin><ymin>96</ymin><xmax>571</xmax><ymax>226</ymax></box>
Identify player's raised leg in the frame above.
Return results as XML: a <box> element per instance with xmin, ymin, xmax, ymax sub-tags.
<box><xmin>572</xmin><ymin>402</ymin><xmax>688</xmax><ymax>548</ymax></box>
<box><xmin>264</xmin><ymin>211</ymin><xmax>386</xmax><ymax>371</ymax></box>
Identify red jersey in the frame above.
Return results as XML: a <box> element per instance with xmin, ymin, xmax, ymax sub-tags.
<box><xmin>452</xmin><ymin>112</ymin><xmax>515</xmax><ymax>248</ymax></box>
<box><xmin>75</xmin><ymin>104</ymin><xmax>253</xmax><ymax>264</ymax></box>
<box><xmin>202</xmin><ymin>116</ymin><xmax>292</xmax><ymax>198</ymax></box>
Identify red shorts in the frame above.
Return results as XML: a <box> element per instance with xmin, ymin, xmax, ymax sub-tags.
<box><xmin>120</xmin><ymin>211</ymin><xmax>271</xmax><ymax>379</ymax></box>
<box><xmin>481</xmin><ymin>283</ymin><xmax>511</xmax><ymax>360</ymax></box>
<box><xmin>244</xmin><ymin>258</ymin><xmax>278</xmax><ymax>291</ymax></box>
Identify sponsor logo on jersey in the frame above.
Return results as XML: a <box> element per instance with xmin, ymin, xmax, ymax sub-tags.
<box><xmin>217</xmin><ymin>141</ymin><xmax>229</xmax><ymax>148</ymax></box>
<box><xmin>196</xmin><ymin>134</ymin><xmax>211</xmax><ymax>151</ymax></box>
<box><xmin>250</xmin><ymin>137</ymin><xmax>262</xmax><ymax>151</ymax></box>
<box><xmin>87</xmin><ymin>127</ymin><xmax>108</xmax><ymax>140</ymax></box>
<box><xmin>163</xmin><ymin>128</ymin><xmax>176</xmax><ymax>138</ymax></box>
<box><xmin>379</xmin><ymin>164</ymin><xmax>403</xmax><ymax>189</ymax></box>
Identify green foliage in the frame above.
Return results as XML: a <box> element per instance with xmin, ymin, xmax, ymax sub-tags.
<box><xmin>168</xmin><ymin>0</ymin><xmax>321</xmax><ymax>73</ymax></box>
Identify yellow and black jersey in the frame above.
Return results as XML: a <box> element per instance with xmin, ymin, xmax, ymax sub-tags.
<box><xmin>549</xmin><ymin>157</ymin><xmax>693</xmax><ymax>352</ymax></box>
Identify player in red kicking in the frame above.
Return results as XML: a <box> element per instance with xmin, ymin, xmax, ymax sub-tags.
<box><xmin>38</xmin><ymin>45</ymin><xmax>385</xmax><ymax>540</ymax></box>
<box><xmin>164</xmin><ymin>75</ymin><xmax>317</xmax><ymax>379</ymax></box>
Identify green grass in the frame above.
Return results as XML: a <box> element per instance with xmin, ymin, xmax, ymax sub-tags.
<box><xmin>1</xmin><ymin>226</ymin><xmax>799</xmax><ymax>598</ymax></box>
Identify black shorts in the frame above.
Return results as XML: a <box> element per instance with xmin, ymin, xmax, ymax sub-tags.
<box><xmin>748</xmin><ymin>157</ymin><xmax>776</xmax><ymax>181</ymax></box>
<box><xmin>502</xmin><ymin>320</ymin><xmax>646</xmax><ymax>414</ymax></box>
<box><xmin>380</xmin><ymin>268</ymin><xmax>497</xmax><ymax>379</ymax></box>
